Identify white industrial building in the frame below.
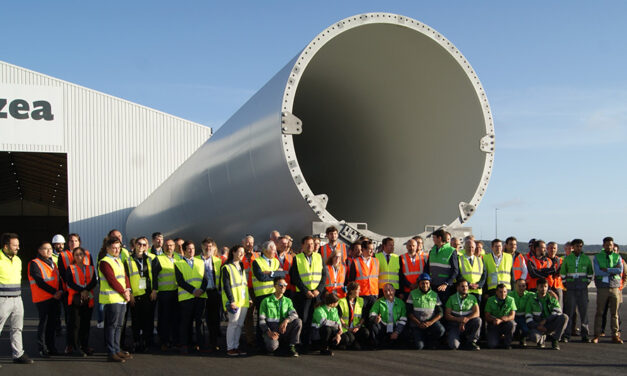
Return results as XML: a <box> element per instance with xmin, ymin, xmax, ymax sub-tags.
<box><xmin>0</xmin><ymin>60</ymin><xmax>212</xmax><ymax>258</ymax></box>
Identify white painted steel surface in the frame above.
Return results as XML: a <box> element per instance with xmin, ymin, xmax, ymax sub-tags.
<box><xmin>0</xmin><ymin>61</ymin><xmax>212</xmax><ymax>253</ymax></box>
<box><xmin>127</xmin><ymin>13</ymin><xmax>495</xmax><ymax>247</ymax></box>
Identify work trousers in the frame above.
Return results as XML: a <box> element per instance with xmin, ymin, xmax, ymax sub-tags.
<box><xmin>410</xmin><ymin>321</ymin><xmax>445</xmax><ymax>350</ymax></box>
<box><xmin>529</xmin><ymin>314</ymin><xmax>568</xmax><ymax>343</ymax></box>
<box><xmin>370</xmin><ymin>322</ymin><xmax>409</xmax><ymax>348</ymax></box>
<box><xmin>179</xmin><ymin>297</ymin><xmax>206</xmax><ymax>348</ymax></box>
<box><xmin>104</xmin><ymin>303</ymin><xmax>126</xmax><ymax>355</ymax></box>
<box><xmin>317</xmin><ymin>325</ymin><xmax>341</xmax><ymax>349</ymax></box>
<box><xmin>0</xmin><ymin>296</ymin><xmax>25</xmax><ymax>358</ymax></box>
<box><xmin>564</xmin><ymin>288</ymin><xmax>589</xmax><ymax>339</ymax></box>
<box><xmin>157</xmin><ymin>290</ymin><xmax>179</xmax><ymax>345</ymax></box>
<box><xmin>35</xmin><ymin>298</ymin><xmax>61</xmax><ymax>353</ymax></box>
<box><xmin>204</xmin><ymin>289</ymin><xmax>221</xmax><ymax>349</ymax></box>
<box><xmin>254</xmin><ymin>294</ymin><xmax>270</xmax><ymax>348</ymax></box>
<box><xmin>67</xmin><ymin>303</ymin><xmax>93</xmax><ymax>351</ymax></box>
<box><xmin>447</xmin><ymin>317</ymin><xmax>482</xmax><ymax>349</ymax></box>
<box><xmin>293</xmin><ymin>293</ymin><xmax>318</xmax><ymax>346</ymax></box>
<box><xmin>360</xmin><ymin>295</ymin><xmax>377</xmax><ymax>319</ymax></box>
<box><xmin>486</xmin><ymin>320</ymin><xmax>516</xmax><ymax>348</ymax></box>
<box><xmin>595</xmin><ymin>287</ymin><xmax>620</xmax><ymax>336</ymax></box>
<box><xmin>340</xmin><ymin>326</ymin><xmax>370</xmax><ymax>348</ymax></box>
<box><xmin>514</xmin><ymin>315</ymin><xmax>529</xmax><ymax>339</ymax></box>
<box><xmin>263</xmin><ymin>318</ymin><xmax>302</xmax><ymax>352</ymax></box>
<box><xmin>131</xmin><ymin>294</ymin><xmax>156</xmax><ymax>348</ymax></box>
<box><xmin>243</xmin><ymin>288</ymin><xmax>255</xmax><ymax>346</ymax></box>
<box><xmin>551</xmin><ymin>287</ymin><xmax>564</xmax><ymax>310</ymax></box>
<box><xmin>226</xmin><ymin>306</ymin><xmax>248</xmax><ymax>351</ymax></box>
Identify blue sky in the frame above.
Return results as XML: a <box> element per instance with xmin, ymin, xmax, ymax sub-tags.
<box><xmin>2</xmin><ymin>1</ymin><xmax>626</xmax><ymax>244</ymax></box>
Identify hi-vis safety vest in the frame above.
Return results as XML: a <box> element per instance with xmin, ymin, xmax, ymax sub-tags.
<box><xmin>294</xmin><ymin>253</ymin><xmax>323</xmax><ymax>292</ymax></box>
<box><xmin>68</xmin><ymin>264</ymin><xmax>95</xmax><ymax>307</ymax></box>
<box><xmin>0</xmin><ymin>251</ymin><xmax>22</xmax><ymax>297</ymax></box>
<box><xmin>98</xmin><ymin>256</ymin><xmax>126</xmax><ymax>304</ymax></box>
<box><xmin>401</xmin><ymin>252</ymin><xmax>427</xmax><ymax>292</ymax></box>
<box><xmin>458</xmin><ymin>254</ymin><xmax>483</xmax><ymax>295</ymax></box>
<box><xmin>320</xmin><ymin>242</ymin><xmax>348</xmax><ymax>263</ymax></box>
<box><xmin>28</xmin><ymin>258</ymin><xmax>60</xmax><ymax>303</ymax></box>
<box><xmin>376</xmin><ymin>252</ymin><xmax>400</xmax><ymax>289</ymax></box>
<box><xmin>127</xmin><ymin>256</ymin><xmax>152</xmax><ymax>297</ymax></box>
<box><xmin>174</xmin><ymin>258</ymin><xmax>207</xmax><ymax>302</ymax></box>
<box><xmin>252</xmin><ymin>257</ymin><xmax>280</xmax><ymax>296</ymax></box>
<box><xmin>428</xmin><ymin>244</ymin><xmax>455</xmax><ymax>280</ymax></box>
<box><xmin>338</xmin><ymin>296</ymin><xmax>363</xmax><ymax>331</ymax></box>
<box><xmin>325</xmin><ymin>264</ymin><xmax>346</xmax><ymax>298</ymax></box>
<box><xmin>221</xmin><ymin>263</ymin><xmax>249</xmax><ymax>310</ymax></box>
<box><xmin>484</xmin><ymin>253</ymin><xmax>513</xmax><ymax>290</ymax></box>
<box><xmin>156</xmin><ymin>255</ymin><xmax>177</xmax><ymax>292</ymax></box>
<box><xmin>353</xmin><ymin>257</ymin><xmax>379</xmax><ymax>296</ymax></box>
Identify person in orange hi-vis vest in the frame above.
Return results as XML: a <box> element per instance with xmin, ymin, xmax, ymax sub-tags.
<box><xmin>526</xmin><ymin>240</ymin><xmax>553</xmax><ymax>291</ymax></box>
<box><xmin>320</xmin><ymin>226</ymin><xmax>348</xmax><ymax>264</ymax></box>
<box><xmin>547</xmin><ymin>241</ymin><xmax>565</xmax><ymax>308</ymax></box>
<box><xmin>505</xmin><ymin>236</ymin><xmax>528</xmax><ymax>281</ymax></box>
<box><xmin>276</xmin><ymin>236</ymin><xmax>294</xmax><ymax>296</ymax></box>
<box><xmin>325</xmin><ymin>250</ymin><xmax>347</xmax><ymax>298</ymax></box>
<box><xmin>347</xmin><ymin>240</ymin><xmax>379</xmax><ymax>318</ymax></box>
<box><xmin>28</xmin><ymin>241</ymin><xmax>63</xmax><ymax>357</ymax></box>
<box><xmin>65</xmin><ymin>247</ymin><xmax>97</xmax><ymax>356</ymax></box>
<box><xmin>401</xmin><ymin>237</ymin><xmax>428</xmax><ymax>294</ymax></box>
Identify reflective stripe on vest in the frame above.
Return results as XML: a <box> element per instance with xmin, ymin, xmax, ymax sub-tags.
<box><xmin>127</xmin><ymin>256</ymin><xmax>152</xmax><ymax>297</ymax></box>
<box><xmin>68</xmin><ymin>264</ymin><xmax>95</xmax><ymax>307</ymax></box>
<box><xmin>484</xmin><ymin>253</ymin><xmax>513</xmax><ymax>290</ymax></box>
<box><xmin>28</xmin><ymin>258</ymin><xmax>60</xmax><ymax>303</ymax></box>
<box><xmin>458</xmin><ymin>254</ymin><xmax>483</xmax><ymax>295</ymax></box>
<box><xmin>354</xmin><ymin>257</ymin><xmax>379</xmax><ymax>296</ymax></box>
<box><xmin>156</xmin><ymin>255</ymin><xmax>177</xmax><ymax>291</ymax></box>
<box><xmin>338</xmin><ymin>296</ymin><xmax>363</xmax><ymax>331</ymax></box>
<box><xmin>428</xmin><ymin>245</ymin><xmax>455</xmax><ymax>279</ymax></box>
<box><xmin>512</xmin><ymin>253</ymin><xmax>526</xmax><ymax>281</ymax></box>
<box><xmin>295</xmin><ymin>253</ymin><xmax>323</xmax><ymax>292</ymax></box>
<box><xmin>376</xmin><ymin>253</ymin><xmax>400</xmax><ymax>289</ymax></box>
<box><xmin>98</xmin><ymin>257</ymin><xmax>126</xmax><ymax>304</ymax></box>
<box><xmin>320</xmin><ymin>243</ymin><xmax>347</xmax><ymax>263</ymax></box>
<box><xmin>252</xmin><ymin>257</ymin><xmax>279</xmax><ymax>296</ymax></box>
<box><xmin>175</xmin><ymin>258</ymin><xmax>207</xmax><ymax>302</ymax></box>
<box><xmin>401</xmin><ymin>252</ymin><xmax>426</xmax><ymax>291</ymax></box>
<box><xmin>221</xmin><ymin>263</ymin><xmax>249</xmax><ymax>310</ymax></box>
<box><xmin>325</xmin><ymin>264</ymin><xmax>346</xmax><ymax>298</ymax></box>
<box><xmin>0</xmin><ymin>251</ymin><xmax>21</xmax><ymax>297</ymax></box>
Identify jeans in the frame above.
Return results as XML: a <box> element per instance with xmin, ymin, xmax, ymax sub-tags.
<box><xmin>487</xmin><ymin>320</ymin><xmax>516</xmax><ymax>348</ymax></box>
<box><xmin>411</xmin><ymin>321</ymin><xmax>445</xmax><ymax>350</ymax></box>
<box><xmin>179</xmin><ymin>297</ymin><xmax>206</xmax><ymax>348</ymax></box>
<box><xmin>104</xmin><ymin>303</ymin><xmax>126</xmax><ymax>355</ymax></box>
<box><xmin>263</xmin><ymin>319</ymin><xmax>302</xmax><ymax>351</ymax></box>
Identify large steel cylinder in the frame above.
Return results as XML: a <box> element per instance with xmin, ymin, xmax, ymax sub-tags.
<box><xmin>126</xmin><ymin>12</ymin><xmax>495</xmax><ymax>246</ymax></box>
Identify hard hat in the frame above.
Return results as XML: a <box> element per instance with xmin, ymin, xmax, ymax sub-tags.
<box><xmin>52</xmin><ymin>234</ymin><xmax>66</xmax><ymax>244</ymax></box>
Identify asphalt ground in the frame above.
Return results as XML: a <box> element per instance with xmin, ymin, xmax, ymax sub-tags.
<box><xmin>1</xmin><ymin>286</ymin><xmax>626</xmax><ymax>376</ymax></box>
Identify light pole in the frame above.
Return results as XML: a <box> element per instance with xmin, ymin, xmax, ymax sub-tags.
<box><xmin>495</xmin><ymin>208</ymin><xmax>499</xmax><ymax>238</ymax></box>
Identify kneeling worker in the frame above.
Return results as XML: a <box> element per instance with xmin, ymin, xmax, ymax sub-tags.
<box><xmin>369</xmin><ymin>283</ymin><xmax>408</xmax><ymax>348</ymax></box>
<box><xmin>525</xmin><ymin>277</ymin><xmax>568</xmax><ymax>350</ymax></box>
<box><xmin>406</xmin><ymin>273</ymin><xmax>445</xmax><ymax>350</ymax></box>
<box><xmin>444</xmin><ymin>279</ymin><xmax>481</xmax><ymax>350</ymax></box>
<box><xmin>259</xmin><ymin>277</ymin><xmax>301</xmax><ymax>357</ymax></box>
<box><xmin>484</xmin><ymin>283</ymin><xmax>517</xmax><ymax>349</ymax></box>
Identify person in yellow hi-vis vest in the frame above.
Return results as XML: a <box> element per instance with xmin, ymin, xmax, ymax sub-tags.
<box><xmin>98</xmin><ymin>236</ymin><xmax>132</xmax><ymax>363</ymax></box>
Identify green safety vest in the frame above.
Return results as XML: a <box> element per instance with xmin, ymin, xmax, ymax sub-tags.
<box><xmin>560</xmin><ymin>253</ymin><xmax>593</xmax><ymax>284</ymax></box>
<box><xmin>126</xmin><ymin>256</ymin><xmax>152</xmax><ymax>297</ymax></box>
<box><xmin>445</xmin><ymin>292</ymin><xmax>477</xmax><ymax>317</ymax></box>
<box><xmin>376</xmin><ymin>252</ymin><xmax>400</xmax><ymax>289</ymax></box>
<box><xmin>338</xmin><ymin>297</ymin><xmax>364</xmax><ymax>331</ymax></box>
<box><xmin>407</xmin><ymin>288</ymin><xmax>440</xmax><ymax>322</ymax></box>
<box><xmin>0</xmin><ymin>251</ymin><xmax>22</xmax><ymax>297</ymax></box>
<box><xmin>428</xmin><ymin>244</ymin><xmax>455</xmax><ymax>279</ymax></box>
<box><xmin>509</xmin><ymin>290</ymin><xmax>532</xmax><ymax>317</ymax></box>
<box><xmin>259</xmin><ymin>294</ymin><xmax>296</xmax><ymax>324</ymax></box>
<box><xmin>594</xmin><ymin>251</ymin><xmax>621</xmax><ymax>282</ymax></box>
<box><xmin>295</xmin><ymin>252</ymin><xmax>323</xmax><ymax>292</ymax></box>
<box><xmin>221</xmin><ymin>263</ymin><xmax>249</xmax><ymax>310</ymax></box>
<box><xmin>312</xmin><ymin>304</ymin><xmax>341</xmax><ymax>328</ymax></box>
<box><xmin>458</xmin><ymin>254</ymin><xmax>483</xmax><ymax>295</ymax></box>
<box><xmin>485</xmin><ymin>295</ymin><xmax>517</xmax><ymax>318</ymax></box>
<box><xmin>98</xmin><ymin>256</ymin><xmax>126</xmax><ymax>304</ymax></box>
<box><xmin>252</xmin><ymin>256</ymin><xmax>280</xmax><ymax>296</ymax></box>
<box><xmin>156</xmin><ymin>255</ymin><xmax>178</xmax><ymax>292</ymax></box>
<box><xmin>370</xmin><ymin>297</ymin><xmax>407</xmax><ymax>325</ymax></box>
<box><xmin>484</xmin><ymin>253</ymin><xmax>513</xmax><ymax>290</ymax></box>
<box><xmin>174</xmin><ymin>258</ymin><xmax>207</xmax><ymax>302</ymax></box>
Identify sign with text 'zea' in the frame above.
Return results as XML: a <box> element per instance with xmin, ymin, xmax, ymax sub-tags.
<box><xmin>0</xmin><ymin>84</ymin><xmax>64</xmax><ymax>147</ymax></box>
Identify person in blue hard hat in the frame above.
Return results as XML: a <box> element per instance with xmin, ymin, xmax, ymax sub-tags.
<box><xmin>406</xmin><ymin>273</ymin><xmax>445</xmax><ymax>350</ymax></box>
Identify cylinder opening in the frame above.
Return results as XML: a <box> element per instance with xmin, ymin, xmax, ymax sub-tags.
<box><xmin>292</xmin><ymin>22</ymin><xmax>488</xmax><ymax>237</ymax></box>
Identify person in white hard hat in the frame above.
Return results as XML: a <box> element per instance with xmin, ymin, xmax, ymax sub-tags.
<box><xmin>51</xmin><ymin>235</ymin><xmax>66</xmax><ymax>268</ymax></box>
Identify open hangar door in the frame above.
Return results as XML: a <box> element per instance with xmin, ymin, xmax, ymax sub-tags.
<box><xmin>0</xmin><ymin>151</ymin><xmax>68</xmax><ymax>271</ymax></box>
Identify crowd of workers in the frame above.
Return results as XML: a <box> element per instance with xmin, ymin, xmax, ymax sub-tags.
<box><xmin>0</xmin><ymin>227</ymin><xmax>625</xmax><ymax>365</ymax></box>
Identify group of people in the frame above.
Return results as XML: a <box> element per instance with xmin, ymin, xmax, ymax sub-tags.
<box><xmin>0</xmin><ymin>227</ymin><xmax>624</xmax><ymax>364</ymax></box>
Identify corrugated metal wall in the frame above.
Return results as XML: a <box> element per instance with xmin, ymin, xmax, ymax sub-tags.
<box><xmin>0</xmin><ymin>60</ymin><xmax>212</xmax><ymax>253</ymax></box>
